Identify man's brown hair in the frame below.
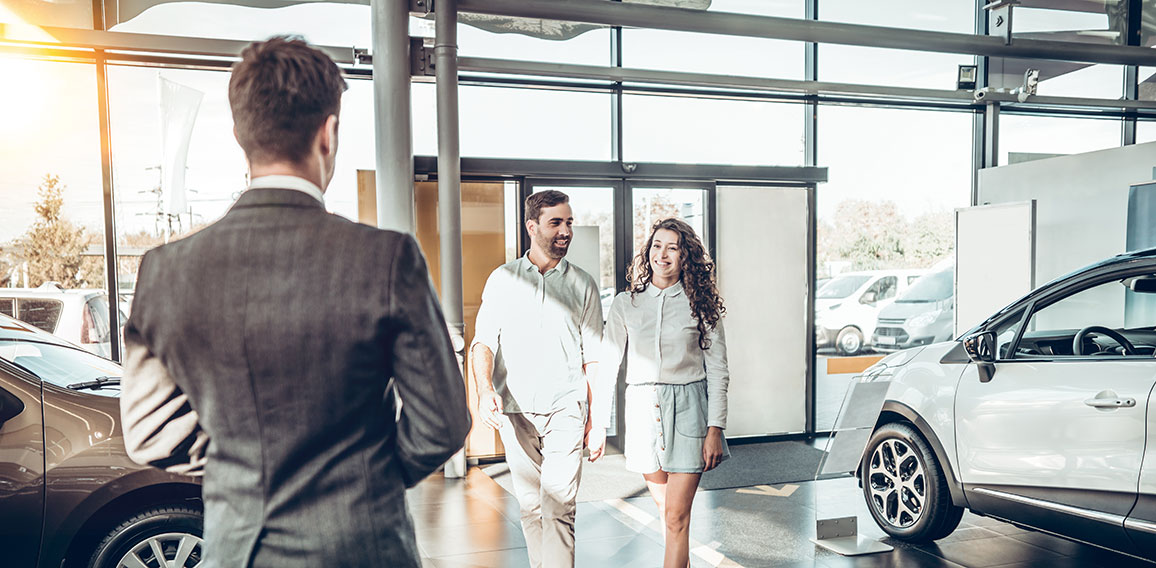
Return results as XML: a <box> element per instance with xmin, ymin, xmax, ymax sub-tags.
<box><xmin>524</xmin><ymin>190</ymin><xmax>570</xmax><ymax>223</ymax></box>
<box><xmin>228</xmin><ymin>36</ymin><xmax>347</xmax><ymax>165</ymax></box>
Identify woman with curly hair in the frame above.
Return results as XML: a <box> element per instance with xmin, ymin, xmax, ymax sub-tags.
<box><xmin>588</xmin><ymin>217</ymin><xmax>730</xmax><ymax>568</ymax></box>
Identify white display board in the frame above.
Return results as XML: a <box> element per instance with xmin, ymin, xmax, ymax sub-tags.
<box><xmin>954</xmin><ymin>201</ymin><xmax>1035</xmax><ymax>336</ymax></box>
<box><xmin>717</xmin><ymin>186</ymin><xmax>808</xmax><ymax>436</ymax></box>
<box><xmin>566</xmin><ymin>226</ymin><xmax>601</xmax><ymax>292</ymax></box>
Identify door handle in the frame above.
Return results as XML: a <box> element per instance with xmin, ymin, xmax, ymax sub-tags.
<box><xmin>1084</xmin><ymin>397</ymin><xmax>1136</xmax><ymax>408</ymax></box>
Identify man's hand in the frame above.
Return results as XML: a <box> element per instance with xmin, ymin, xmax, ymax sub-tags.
<box><xmin>586</xmin><ymin>425</ymin><xmax>606</xmax><ymax>462</ymax></box>
<box><xmin>478</xmin><ymin>388</ymin><xmax>503</xmax><ymax>430</ymax></box>
<box><xmin>703</xmin><ymin>426</ymin><xmax>725</xmax><ymax>471</ymax></box>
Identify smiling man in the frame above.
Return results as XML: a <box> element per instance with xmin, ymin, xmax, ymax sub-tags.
<box><xmin>469</xmin><ymin>189</ymin><xmax>603</xmax><ymax>568</ymax></box>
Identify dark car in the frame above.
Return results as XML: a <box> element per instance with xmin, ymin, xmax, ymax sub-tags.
<box><xmin>0</xmin><ymin>314</ymin><xmax>203</xmax><ymax>568</ymax></box>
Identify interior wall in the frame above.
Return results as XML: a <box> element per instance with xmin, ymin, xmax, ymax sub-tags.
<box><xmin>716</xmin><ymin>186</ymin><xmax>809</xmax><ymax>436</ymax></box>
<box><xmin>977</xmin><ymin>141</ymin><xmax>1156</xmax><ymax>286</ymax></box>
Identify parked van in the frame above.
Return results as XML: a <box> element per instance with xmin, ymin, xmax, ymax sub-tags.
<box><xmin>872</xmin><ymin>265</ymin><xmax>954</xmax><ymax>352</ymax></box>
<box><xmin>0</xmin><ymin>283</ymin><xmax>124</xmax><ymax>359</ymax></box>
<box><xmin>815</xmin><ymin>269</ymin><xmax>924</xmax><ymax>355</ymax></box>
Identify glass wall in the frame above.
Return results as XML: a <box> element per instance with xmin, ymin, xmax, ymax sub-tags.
<box><xmin>0</xmin><ymin>56</ymin><xmax>109</xmax><ymax>355</ymax></box>
<box><xmin>814</xmin><ymin>105</ymin><xmax>973</xmax><ymax>430</ymax></box>
<box><xmin>999</xmin><ymin>114</ymin><xmax>1122</xmax><ymax>165</ymax></box>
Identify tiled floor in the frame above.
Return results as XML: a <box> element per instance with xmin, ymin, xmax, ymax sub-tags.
<box><xmin>408</xmin><ymin>467</ymin><xmax>1155</xmax><ymax>568</ymax></box>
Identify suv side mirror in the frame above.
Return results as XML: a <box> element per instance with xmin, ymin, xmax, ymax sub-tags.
<box><xmin>963</xmin><ymin>330</ymin><xmax>997</xmax><ymax>382</ymax></box>
<box><xmin>860</xmin><ymin>291</ymin><xmax>877</xmax><ymax>305</ymax></box>
<box><xmin>0</xmin><ymin>387</ymin><xmax>24</xmax><ymax>427</ymax></box>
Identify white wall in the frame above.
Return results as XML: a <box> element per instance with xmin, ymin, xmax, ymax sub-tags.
<box><xmin>717</xmin><ymin>186</ymin><xmax>809</xmax><ymax>436</ymax></box>
<box><xmin>977</xmin><ymin>141</ymin><xmax>1156</xmax><ymax>286</ymax></box>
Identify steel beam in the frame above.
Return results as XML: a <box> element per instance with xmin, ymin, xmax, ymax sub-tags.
<box><xmin>458</xmin><ymin>0</ymin><xmax>1156</xmax><ymax>67</ymax></box>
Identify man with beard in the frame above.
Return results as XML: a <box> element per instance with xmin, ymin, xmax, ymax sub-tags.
<box><xmin>470</xmin><ymin>189</ymin><xmax>603</xmax><ymax>568</ymax></box>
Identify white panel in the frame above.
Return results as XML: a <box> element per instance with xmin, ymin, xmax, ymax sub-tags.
<box><xmin>955</xmin><ymin>202</ymin><xmax>1035</xmax><ymax>336</ymax></box>
<box><xmin>567</xmin><ymin>226</ymin><xmax>601</xmax><ymax>288</ymax></box>
<box><xmin>717</xmin><ymin>186</ymin><xmax>808</xmax><ymax>436</ymax></box>
<box><xmin>977</xmin><ymin>140</ymin><xmax>1156</xmax><ymax>286</ymax></box>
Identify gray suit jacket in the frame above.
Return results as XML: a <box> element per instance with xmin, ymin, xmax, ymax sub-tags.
<box><xmin>120</xmin><ymin>187</ymin><xmax>471</xmax><ymax>568</ymax></box>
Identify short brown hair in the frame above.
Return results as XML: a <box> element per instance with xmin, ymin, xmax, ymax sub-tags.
<box><xmin>229</xmin><ymin>36</ymin><xmax>347</xmax><ymax>165</ymax></box>
<box><xmin>525</xmin><ymin>190</ymin><xmax>570</xmax><ymax>223</ymax></box>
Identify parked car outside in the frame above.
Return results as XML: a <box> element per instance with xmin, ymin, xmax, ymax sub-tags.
<box><xmin>872</xmin><ymin>266</ymin><xmax>955</xmax><ymax>352</ymax></box>
<box><xmin>0</xmin><ymin>283</ymin><xmax>125</xmax><ymax>359</ymax></box>
<box><xmin>0</xmin><ymin>313</ymin><xmax>203</xmax><ymax>568</ymax></box>
<box><xmin>857</xmin><ymin>248</ymin><xmax>1156</xmax><ymax>560</ymax></box>
<box><xmin>815</xmin><ymin>269</ymin><xmax>925</xmax><ymax>355</ymax></box>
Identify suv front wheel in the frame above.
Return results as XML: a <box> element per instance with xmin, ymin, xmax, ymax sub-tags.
<box><xmin>860</xmin><ymin>422</ymin><xmax>963</xmax><ymax>542</ymax></box>
<box><xmin>88</xmin><ymin>505</ymin><xmax>204</xmax><ymax>568</ymax></box>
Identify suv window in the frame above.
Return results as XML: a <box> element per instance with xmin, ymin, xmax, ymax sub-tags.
<box><xmin>0</xmin><ymin>299</ymin><xmax>13</xmax><ymax>318</ymax></box>
<box><xmin>0</xmin><ymin>339</ymin><xmax>121</xmax><ymax>395</ymax></box>
<box><xmin>993</xmin><ymin>309</ymin><xmax>1026</xmax><ymax>359</ymax></box>
<box><xmin>17</xmin><ymin>299</ymin><xmax>63</xmax><ymax>333</ymax></box>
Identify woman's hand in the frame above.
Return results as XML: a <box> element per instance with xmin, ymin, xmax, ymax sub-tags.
<box><xmin>702</xmin><ymin>426</ymin><xmax>724</xmax><ymax>471</ymax></box>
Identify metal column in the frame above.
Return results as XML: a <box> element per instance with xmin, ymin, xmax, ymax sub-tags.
<box><xmin>371</xmin><ymin>0</ymin><xmax>415</xmax><ymax>232</ymax></box>
<box><xmin>95</xmin><ymin>52</ymin><xmax>122</xmax><ymax>362</ymax></box>
<box><xmin>436</xmin><ymin>0</ymin><xmax>468</xmax><ymax>479</ymax></box>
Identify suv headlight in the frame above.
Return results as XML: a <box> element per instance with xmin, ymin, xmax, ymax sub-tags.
<box><xmin>860</xmin><ymin>347</ymin><xmax>925</xmax><ymax>380</ymax></box>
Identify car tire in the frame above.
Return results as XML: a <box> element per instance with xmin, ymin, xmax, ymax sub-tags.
<box><xmin>87</xmin><ymin>505</ymin><xmax>204</xmax><ymax>568</ymax></box>
<box><xmin>860</xmin><ymin>422</ymin><xmax>963</xmax><ymax>543</ymax></box>
<box><xmin>836</xmin><ymin>327</ymin><xmax>864</xmax><ymax>356</ymax></box>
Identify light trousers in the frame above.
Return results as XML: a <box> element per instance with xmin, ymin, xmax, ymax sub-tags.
<box><xmin>498</xmin><ymin>401</ymin><xmax>586</xmax><ymax>568</ymax></box>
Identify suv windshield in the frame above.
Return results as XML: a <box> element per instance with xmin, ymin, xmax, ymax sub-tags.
<box><xmin>818</xmin><ymin>275</ymin><xmax>871</xmax><ymax>299</ymax></box>
<box><xmin>898</xmin><ymin>269</ymin><xmax>954</xmax><ymax>303</ymax></box>
<box><xmin>0</xmin><ymin>339</ymin><xmax>122</xmax><ymax>396</ymax></box>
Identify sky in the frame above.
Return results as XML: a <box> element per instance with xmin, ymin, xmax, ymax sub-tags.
<box><xmin>0</xmin><ymin>0</ymin><xmax>1128</xmax><ymax>245</ymax></box>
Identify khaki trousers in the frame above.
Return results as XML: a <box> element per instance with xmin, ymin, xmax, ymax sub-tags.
<box><xmin>498</xmin><ymin>401</ymin><xmax>586</xmax><ymax>568</ymax></box>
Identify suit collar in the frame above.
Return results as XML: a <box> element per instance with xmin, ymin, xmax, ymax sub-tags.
<box><xmin>231</xmin><ymin>187</ymin><xmax>327</xmax><ymax>211</ymax></box>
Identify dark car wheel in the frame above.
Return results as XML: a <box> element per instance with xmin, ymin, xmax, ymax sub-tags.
<box><xmin>88</xmin><ymin>505</ymin><xmax>204</xmax><ymax>568</ymax></box>
<box><xmin>861</xmin><ymin>422</ymin><xmax>963</xmax><ymax>542</ymax></box>
<box><xmin>836</xmin><ymin>327</ymin><xmax>864</xmax><ymax>356</ymax></box>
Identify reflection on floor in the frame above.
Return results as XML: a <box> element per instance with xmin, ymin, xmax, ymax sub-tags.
<box><xmin>409</xmin><ymin>468</ymin><xmax>1154</xmax><ymax>568</ymax></box>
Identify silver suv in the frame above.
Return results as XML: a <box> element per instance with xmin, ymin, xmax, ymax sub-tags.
<box><xmin>859</xmin><ymin>249</ymin><xmax>1156</xmax><ymax>560</ymax></box>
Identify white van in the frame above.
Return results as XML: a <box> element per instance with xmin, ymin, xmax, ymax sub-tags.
<box><xmin>815</xmin><ymin>269</ymin><xmax>925</xmax><ymax>355</ymax></box>
<box><xmin>0</xmin><ymin>283</ymin><xmax>124</xmax><ymax>359</ymax></box>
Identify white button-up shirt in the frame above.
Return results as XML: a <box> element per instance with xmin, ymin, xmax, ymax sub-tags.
<box><xmin>596</xmin><ymin>282</ymin><xmax>729</xmax><ymax>429</ymax></box>
<box><xmin>472</xmin><ymin>256</ymin><xmax>603</xmax><ymax>414</ymax></box>
<box><xmin>248</xmin><ymin>175</ymin><xmax>326</xmax><ymax>204</ymax></box>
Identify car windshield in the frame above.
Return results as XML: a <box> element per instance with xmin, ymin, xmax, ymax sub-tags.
<box><xmin>0</xmin><ymin>339</ymin><xmax>122</xmax><ymax>396</ymax></box>
<box><xmin>898</xmin><ymin>269</ymin><xmax>954</xmax><ymax>303</ymax></box>
<box><xmin>817</xmin><ymin>275</ymin><xmax>871</xmax><ymax>299</ymax></box>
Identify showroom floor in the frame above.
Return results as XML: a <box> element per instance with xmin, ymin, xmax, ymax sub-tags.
<box><xmin>409</xmin><ymin>466</ymin><xmax>1155</xmax><ymax>567</ymax></box>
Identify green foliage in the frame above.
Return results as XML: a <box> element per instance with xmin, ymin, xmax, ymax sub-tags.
<box><xmin>818</xmin><ymin>199</ymin><xmax>953</xmax><ymax>275</ymax></box>
<box><xmin>18</xmin><ymin>174</ymin><xmax>99</xmax><ymax>288</ymax></box>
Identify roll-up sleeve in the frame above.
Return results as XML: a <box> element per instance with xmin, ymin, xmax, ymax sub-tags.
<box><xmin>579</xmin><ymin>279</ymin><xmax>604</xmax><ymax>367</ymax></box>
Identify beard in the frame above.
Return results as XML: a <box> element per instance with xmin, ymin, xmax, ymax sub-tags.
<box><xmin>534</xmin><ymin>231</ymin><xmax>570</xmax><ymax>260</ymax></box>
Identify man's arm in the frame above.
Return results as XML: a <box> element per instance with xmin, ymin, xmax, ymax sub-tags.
<box><xmin>469</xmin><ymin>273</ymin><xmax>504</xmax><ymax>430</ymax></box>
<box><xmin>389</xmin><ymin>235</ymin><xmax>472</xmax><ymax>488</ymax></box>
<box><xmin>120</xmin><ymin>316</ymin><xmax>208</xmax><ymax>476</ymax></box>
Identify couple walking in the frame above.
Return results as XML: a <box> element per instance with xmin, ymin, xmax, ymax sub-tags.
<box><xmin>471</xmin><ymin>190</ymin><xmax>732</xmax><ymax>568</ymax></box>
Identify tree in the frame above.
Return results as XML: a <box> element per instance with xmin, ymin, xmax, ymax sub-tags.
<box><xmin>817</xmin><ymin>199</ymin><xmax>953</xmax><ymax>275</ymax></box>
<box><xmin>19</xmin><ymin>175</ymin><xmax>91</xmax><ymax>288</ymax></box>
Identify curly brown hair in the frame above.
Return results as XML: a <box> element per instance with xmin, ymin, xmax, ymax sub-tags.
<box><xmin>627</xmin><ymin>218</ymin><xmax>726</xmax><ymax>349</ymax></box>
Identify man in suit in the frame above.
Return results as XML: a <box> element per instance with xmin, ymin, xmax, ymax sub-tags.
<box><xmin>119</xmin><ymin>36</ymin><xmax>470</xmax><ymax>568</ymax></box>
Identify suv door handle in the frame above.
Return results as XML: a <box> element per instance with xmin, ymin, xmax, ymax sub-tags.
<box><xmin>1084</xmin><ymin>397</ymin><xmax>1136</xmax><ymax>408</ymax></box>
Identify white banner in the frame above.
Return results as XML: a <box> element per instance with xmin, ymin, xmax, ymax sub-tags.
<box><xmin>158</xmin><ymin>76</ymin><xmax>203</xmax><ymax>216</ymax></box>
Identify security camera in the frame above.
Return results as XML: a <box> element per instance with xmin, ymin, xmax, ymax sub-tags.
<box><xmin>973</xmin><ymin>87</ymin><xmax>991</xmax><ymax>102</ymax></box>
<box><xmin>621</xmin><ymin>162</ymin><xmax>638</xmax><ymax>173</ymax></box>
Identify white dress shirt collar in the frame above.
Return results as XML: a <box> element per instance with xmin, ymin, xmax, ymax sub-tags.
<box><xmin>248</xmin><ymin>175</ymin><xmax>325</xmax><ymax>205</ymax></box>
<box><xmin>645</xmin><ymin>281</ymin><xmax>684</xmax><ymax>298</ymax></box>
